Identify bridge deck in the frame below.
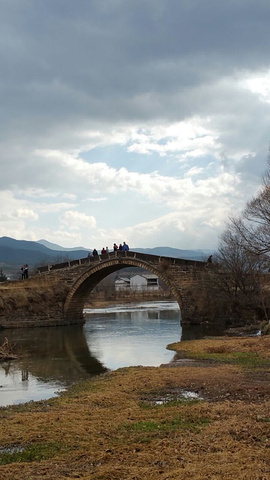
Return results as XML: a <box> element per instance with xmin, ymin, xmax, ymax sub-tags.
<box><xmin>37</xmin><ymin>250</ymin><xmax>205</xmax><ymax>273</ymax></box>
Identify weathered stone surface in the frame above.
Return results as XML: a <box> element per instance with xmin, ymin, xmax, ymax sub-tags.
<box><xmin>0</xmin><ymin>251</ymin><xmax>219</xmax><ymax>328</ymax></box>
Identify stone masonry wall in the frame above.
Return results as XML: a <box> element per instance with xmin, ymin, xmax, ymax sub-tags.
<box><xmin>0</xmin><ymin>253</ymin><xmax>218</xmax><ymax>328</ymax></box>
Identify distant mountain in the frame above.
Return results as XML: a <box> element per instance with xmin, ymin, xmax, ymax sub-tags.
<box><xmin>134</xmin><ymin>246</ymin><xmax>212</xmax><ymax>261</ymax></box>
<box><xmin>37</xmin><ymin>239</ymin><xmax>88</xmax><ymax>252</ymax></box>
<box><xmin>0</xmin><ymin>237</ymin><xmax>213</xmax><ymax>278</ymax></box>
<box><xmin>0</xmin><ymin>237</ymin><xmax>90</xmax><ymax>277</ymax></box>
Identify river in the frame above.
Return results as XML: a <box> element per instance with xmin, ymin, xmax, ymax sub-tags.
<box><xmin>0</xmin><ymin>301</ymin><xmax>224</xmax><ymax>407</ymax></box>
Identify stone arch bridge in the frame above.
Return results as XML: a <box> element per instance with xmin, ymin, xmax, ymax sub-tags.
<box><xmin>32</xmin><ymin>250</ymin><xmax>215</xmax><ymax>327</ymax></box>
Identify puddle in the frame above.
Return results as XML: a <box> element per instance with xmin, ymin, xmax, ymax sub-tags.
<box><xmin>153</xmin><ymin>390</ymin><xmax>203</xmax><ymax>404</ymax></box>
<box><xmin>0</xmin><ymin>445</ymin><xmax>24</xmax><ymax>454</ymax></box>
<box><xmin>181</xmin><ymin>390</ymin><xmax>203</xmax><ymax>400</ymax></box>
<box><xmin>141</xmin><ymin>389</ymin><xmax>204</xmax><ymax>405</ymax></box>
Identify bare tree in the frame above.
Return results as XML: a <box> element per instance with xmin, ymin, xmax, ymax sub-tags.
<box><xmin>217</xmin><ymin>226</ymin><xmax>264</xmax><ymax>296</ymax></box>
<box><xmin>231</xmin><ymin>159</ymin><xmax>270</xmax><ymax>262</ymax></box>
<box><xmin>215</xmin><ymin>159</ymin><xmax>270</xmax><ymax>327</ymax></box>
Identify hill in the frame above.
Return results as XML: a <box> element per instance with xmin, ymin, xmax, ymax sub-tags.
<box><xmin>0</xmin><ymin>237</ymin><xmax>89</xmax><ymax>278</ymax></box>
<box><xmin>134</xmin><ymin>246</ymin><xmax>211</xmax><ymax>261</ymax></box>
<box><xmin>37</xmin><ymin>240</ymin><xmax>211</xmax><ymax>261</ymax></box>
<box><xmin>37</xmin><ymin>239</ymin><xmax>89</xmax><ymax>252</ymax></box>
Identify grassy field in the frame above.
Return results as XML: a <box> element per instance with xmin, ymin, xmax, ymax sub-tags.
<box><xmin>0</xmin><ymin>335</ymin><xmax>269</xmax><ymax>479</ymax></box>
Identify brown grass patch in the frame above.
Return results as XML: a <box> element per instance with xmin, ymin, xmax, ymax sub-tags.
<box><xmin>0</xmin><ymin>276</ymin><xmax>55</xmax><ymax>290</ymax></box>
<box><xmin>0</xmin><ymin>337</ymin><xmax>269</xmax><ymax>479</ymax></box>
<box><xmin>169</xmin><ymin>335</ymin><xmax>270</xmax><ymax>360</ymax></box>
<box><xmin>0</xmin><ymin>277</ymin><xmax>69</xmax><ymax>314</ymax></box>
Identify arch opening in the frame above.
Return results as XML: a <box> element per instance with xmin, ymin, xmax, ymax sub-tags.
<box><xmin>64</xmin><ymin>257</ymin><xmax>183</xmax><ymax>321</ymax></box>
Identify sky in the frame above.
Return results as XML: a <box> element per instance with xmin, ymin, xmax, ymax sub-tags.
<box><xmin>1</xmin><ymin>0</ymin><xmax>270</xmax><ymax>252</ymax></box>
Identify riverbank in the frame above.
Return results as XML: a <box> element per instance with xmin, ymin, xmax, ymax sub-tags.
<box><xmin>85</xmin><ymin>292</ymin><xmax>173</xmax><ymax>309</ymax></box>
<box><xmin>0</xmin><ymin>335</ymin><xmax>269</xmax><ymax>479</ymax></box>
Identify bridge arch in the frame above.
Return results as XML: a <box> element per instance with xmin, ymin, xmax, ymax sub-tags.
<box><xmin>64</xmin><ymin>257</ymin><xmax>183</xmax><ymax>320</ymax></box>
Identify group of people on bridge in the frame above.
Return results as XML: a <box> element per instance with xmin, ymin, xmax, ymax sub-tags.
<box><xmin>113</xmin><ymin>242</ymin><xmax>129</xmax><ymax>252</ymax></box>
<box><xmin>89</xmin><ymin>242</ymin><xmax>129</xmax><ymax>257</ymax></box>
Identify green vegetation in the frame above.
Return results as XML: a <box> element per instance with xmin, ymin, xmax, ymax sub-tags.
<box><xmin>125</xmin><ymin>415</ymin><xmax>210</xmax><ymax>433</ymax></box>
<box><xmin>0</xmin><ymin>442</ymin><xmax>65</xmax><ymax>465</ymax></box>
<box><xmin>187</xmin><ymin>351</ymin><xmax>270</xmax><ymax>368</ymax></box>
<box><xmin>256</xmin><ymin>416</ymin><xmax>270</xmax><ymax>423</ymax></box>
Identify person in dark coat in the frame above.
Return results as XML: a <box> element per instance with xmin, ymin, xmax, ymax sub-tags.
<box><xmin>24</xmin><ymin>264</ymin><xmax>29</xmax><ymax>278</ymax></box>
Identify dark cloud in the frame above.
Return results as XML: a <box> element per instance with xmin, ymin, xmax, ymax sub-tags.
<box><xmin>0</xmin><ymin>0</ymin><xmax>270</xmax><ymax>248</ymax></box>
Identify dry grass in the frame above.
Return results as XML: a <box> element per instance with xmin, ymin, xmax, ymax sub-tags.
<box><xmin>0</xmin><ymin>277</ymin><xmax>69</xmax><ymax>313</ymax></box>
<box><xmin>0</xmin><ymin>337</ymin><xmax>269</xmax><ymax>479</ymax></box>
<box><xmin>169</xmin><ymin>335</ymin><xmax>270</xmax><ymax>360</ymax></box>
<box><xmin>0</xmin><ymin>276</ymin><xmax>59</xmax><ymax>290</ymax></box>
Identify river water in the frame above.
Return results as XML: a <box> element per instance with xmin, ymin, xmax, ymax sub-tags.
<box><xmin>0</xmin><ymin>301</ymin><xmax>224</xmax><ymax>407</ymax></box>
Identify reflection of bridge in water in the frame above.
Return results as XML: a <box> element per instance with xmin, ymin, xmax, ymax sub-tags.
<box><xmin>0</xmin><ymin>324</ymin><xmax>106</xmax><ymax>386</ymax></box>
<box><xmin>36</xmin><ymin>250</ymin><xmax>213</xmax><ymax>326</ymax></box>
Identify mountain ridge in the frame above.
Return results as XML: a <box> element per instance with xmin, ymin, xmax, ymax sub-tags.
<box><xmin>37</xmin><ymin>239</ymin><xmax>89</xmax><ymax>252</ymax></box>
<box><xmin>0</xmin><ymin>236</ymin><xmax>212</xmax><ymax>278</ymax></box>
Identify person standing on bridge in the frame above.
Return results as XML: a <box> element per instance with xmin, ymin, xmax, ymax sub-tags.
<box><xmin>93</xmin><ymin>248</ymin><xmax>98</xmax><ymax>256</ymax></box>
<box><xmin>122</xmin><ymin>242</ymin><xmax>129</xmax><ymax>251</ymax></box>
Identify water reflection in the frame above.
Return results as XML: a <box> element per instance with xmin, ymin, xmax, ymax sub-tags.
<box><xmin>0</xmin><ymin>325</ymin><xmax>106</xmax><ymax>407</ymax></box>
<box><xmin>0</xmin><ymin>301</ymin><xmax>224</xmax><ymax>407</ymax></box>
<box><xmin>84</xmin><ymin>303</ymin><xmax>182</xmax><ymax>370</ymax></box>
<box><xmin>181</xmin><ymin>324</ymin><xmax>225</xmax><ymax>341</ymax></box>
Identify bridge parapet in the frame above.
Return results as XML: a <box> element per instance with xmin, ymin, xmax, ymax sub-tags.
<box><xmin>37</xmin><ymin>250</ymin><xmax>206</xmax><ymax>274</ymax></box>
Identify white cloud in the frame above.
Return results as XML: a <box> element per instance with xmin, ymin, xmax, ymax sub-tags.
<box><xmin>127</xmin><ymin>119</ymin><xmax>221</xmax><ymax>160</ymax></box>
<box><xmin>185</xmin><ymin>166</ymin><xmax>204</xmax><ymax>177</ymax></box>
<box><xmin>15</xmin><ymin>209</ymin><xmax>38</xmax><ymax>220</ymax></box>
<box><xmin>83</xmin><ymin>197</ymin><xmax>107</xmax><ymax>203</ymax></box>
<box><xmin>60</xmin><ymin>211</ymin><xmax>97</xmax><ymax>229</ymax></box>
<box><xmin>241</xmin><ymin>70</ymin><xmax>270</xmax><ymax>103</ymax></box>
<box><xmin>0</xmin><ymin>210</ymin><xmax>37</xmax><ymax>222</ymax></box>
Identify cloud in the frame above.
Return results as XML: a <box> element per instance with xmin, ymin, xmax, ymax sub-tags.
<box><xmin>0</xmin><ymin>1</ymin><xmax>270</xmax><ymax>250</ymax></box>
<box><xmin>60</xmin><ymin>211</ymin><xmax>97</xmax><ymax>229</ymax></box>
<box><xmin>185</xmin><ymin>166</ymin><xmax>205</xmax><ymax>177</ymax></box>
<box><xmin>83</xmin><ymin>197</ymin><xmax>107</xmax><ymax>203</ymax></box>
